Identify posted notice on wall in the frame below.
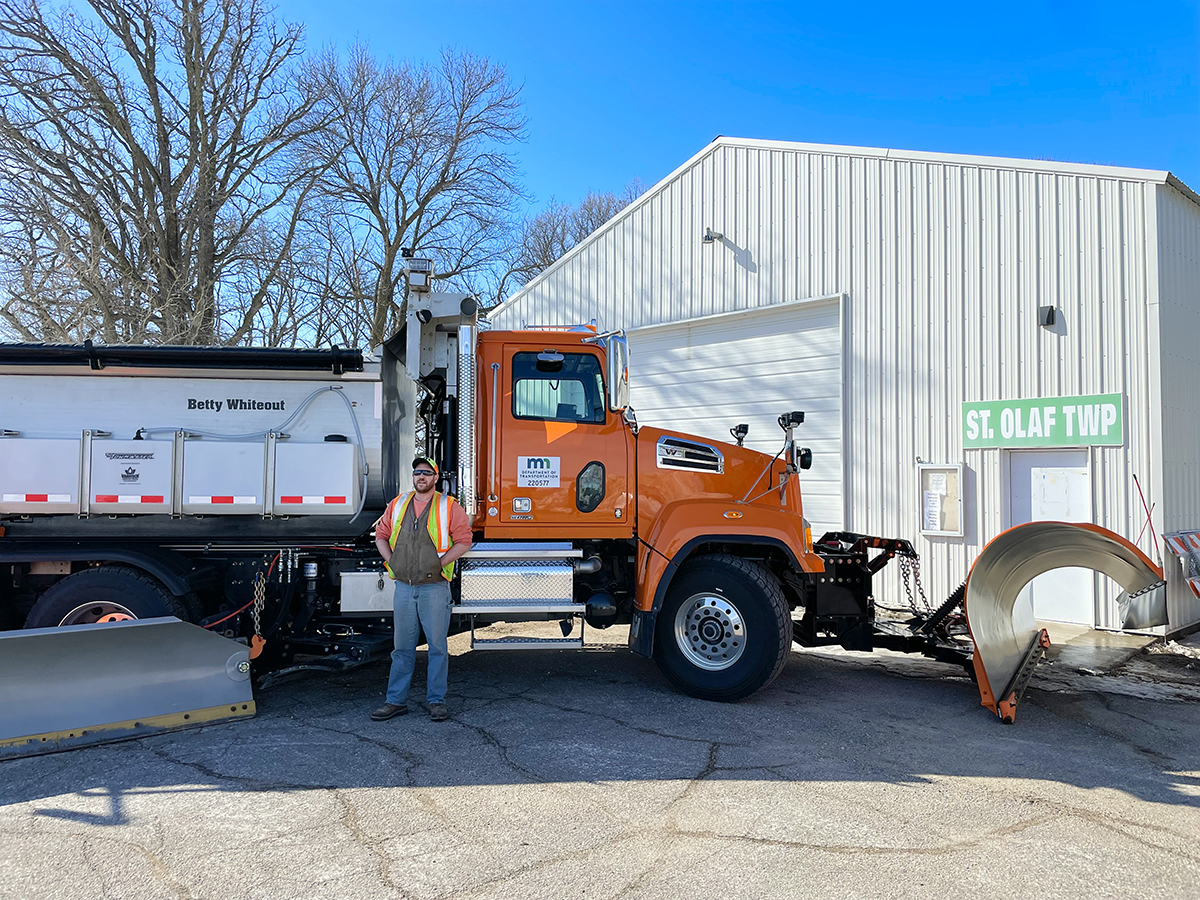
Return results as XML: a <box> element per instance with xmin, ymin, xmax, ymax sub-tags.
<box><xmin>962</xmin><ymin>393</ymin><xmax>1123</xmax><ymax>449</ymax></box>
<box><xmin>922</xmin><ymin>491</ymin><xmax>942</xmax><ymax>531</ymax></box>
<box><xmin>517</xmin><ymin>456</ymin><xmax>561</xmax><ymax>488</ymax></box>
<box><xmin>919</xmin><ymin>464</ymin><xmax>962</xmax><ymax>536</ymax></box>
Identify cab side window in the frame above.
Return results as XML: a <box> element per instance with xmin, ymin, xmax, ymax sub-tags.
<box><xmin>512</xmin><ymin>352</ymin><xmax>606</xmax><ymax>424</ymax></box>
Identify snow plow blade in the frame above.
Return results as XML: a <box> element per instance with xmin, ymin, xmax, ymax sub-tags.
<box><xmin>0</xmin><ymin>617</ymin><xmax>255</xmax><ymax>760</ymax></box>
<box><xmin>964</xmin><ymin>522</ymin><xmax>1164</xmax><ymax>724</ymax></box>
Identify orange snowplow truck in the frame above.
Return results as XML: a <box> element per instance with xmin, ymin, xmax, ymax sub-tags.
<box><xmin>0</xmin><ymin>274</ymin><xmax>1167</xmax><ymax>757</ymax></box>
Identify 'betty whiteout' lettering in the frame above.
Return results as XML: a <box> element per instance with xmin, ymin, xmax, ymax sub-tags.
<box><xmin>188</xmin><ymin>398</ymin><xmax>286</xmax><ymax>412</ymax></box>
<box><xmin>963</xmin><ymin>394</ymin><xmax>1123</xmax><ymax>448</ymax></box>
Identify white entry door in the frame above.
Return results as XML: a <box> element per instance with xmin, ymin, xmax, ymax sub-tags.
<box><xmin>1008</xmin><ymin>449</ymin><xmax>1094</xmax><ymax>626</ymax></box>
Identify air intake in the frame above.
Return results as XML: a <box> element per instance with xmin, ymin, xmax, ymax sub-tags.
<box><xmin>656</xmin><ymin>436</ymin><xmax>724</xmax><ymax>473</ymax></box>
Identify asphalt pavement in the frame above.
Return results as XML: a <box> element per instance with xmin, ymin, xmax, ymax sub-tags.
<box><xmin>1</xmin><ymin>625</ymin><xmax>1198</xmax><ymax>900</ymax></box>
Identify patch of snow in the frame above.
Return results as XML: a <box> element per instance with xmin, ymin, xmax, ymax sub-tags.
<box><xmin>1149</xmin><ymin>640</ymin><xmax>1200</xmax><ymax>660</ymax></box>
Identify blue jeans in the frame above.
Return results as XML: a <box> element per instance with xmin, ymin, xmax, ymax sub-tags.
<box><xmin>386</xmin><ymin>579</ymin><xmax>452</xmax><ymax>706</ymax></box>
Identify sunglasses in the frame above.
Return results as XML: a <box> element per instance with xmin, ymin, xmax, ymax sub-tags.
<box><xmin>413</xmin><ymin>470</ymin><xmax>436</xmax><ymax>477</ymax></box>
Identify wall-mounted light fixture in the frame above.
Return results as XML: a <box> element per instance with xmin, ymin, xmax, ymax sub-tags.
<box><xmin>1038</xmin><ymin>306</ymin><xmax>1056</xmax><ymax>328</ymax></box>
<box><xmin>702</xmin><ymin>227</ymin><xmax>724</xmax><ymax>244</ymax></box>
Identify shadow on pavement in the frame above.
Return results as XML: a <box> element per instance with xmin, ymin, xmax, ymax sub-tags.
<box><xmin>4</xmin><ymin>643</ymin><xmax>1199</xmax><ymax>823</ymax></box>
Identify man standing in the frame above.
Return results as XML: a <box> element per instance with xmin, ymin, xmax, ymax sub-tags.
<box><xmin>371</xmin><ymin>457</ymin><xmax>472</xmax><ymax>722</ymax></box>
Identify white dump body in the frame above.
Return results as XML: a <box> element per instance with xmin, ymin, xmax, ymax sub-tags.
<box><xmin>0</xmin><ymin>365</ymin><xmax>383</xmax><ymax>518</ymax></box>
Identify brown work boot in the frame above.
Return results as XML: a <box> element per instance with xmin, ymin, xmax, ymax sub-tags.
<box><xmin>370</xmin><ymin>703</ymin><xmax>408</xmax><ymax>721</ymax></box>
<box><xmin>429</xmin><ymin>703</ymin><xmax>449</xmax><ymax>722</ymax></box>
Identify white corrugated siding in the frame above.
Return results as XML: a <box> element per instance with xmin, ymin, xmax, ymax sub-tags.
<box><xmin>492</xmin><ymin>139</ymin><xmax>1191</xmax><ymax>630</ymax></box>
<box><xmin>1155</xmin><ymin>183</ymin><xmax>1200</xmax><ymax>629</ymax></box>
<box><xmin>627</xmin><ymin>296</ymin><xmax>843</xmax><ymax>534</ymax></box>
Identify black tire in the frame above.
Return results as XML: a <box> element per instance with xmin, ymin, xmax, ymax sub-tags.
<box><xmin>23</xmin><ymin>565</ymin><xmax>188</xmax><ymax>629</ymax></box>
<box><xmin>653</xmin><ymin>553</ymin><xmax>792</xmax><ymax>702</ymax></box>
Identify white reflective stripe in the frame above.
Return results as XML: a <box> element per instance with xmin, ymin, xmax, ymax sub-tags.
<box><xmin>48</xmin><ymin>493</ymin><xmax>72</xmax><ymax>502</ymax></box>
<box><xmin>437</xmin><ymin>494</ymin><xmax>451</xmax><ymax>549</ymax></box>
<box><xmin>391</xmin><ymin>492</ymin><xmax>411</xmax><ymax>531</ymax></box>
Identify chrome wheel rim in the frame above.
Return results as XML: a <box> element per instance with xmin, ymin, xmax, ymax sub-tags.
<box><xmin>673</xmin><ymin>592</ymin><xmax>746</xmax><ymax>671</ymax></box>
<box><xmin>58</xmin><ymin>602</ymin><xmax>137</xmax><ymax>626</ymax></box>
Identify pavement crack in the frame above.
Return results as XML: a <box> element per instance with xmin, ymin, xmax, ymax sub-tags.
<box><xmin>677</xmin><ymin>814</ymin><xmax>1058</xmax><ymax>856</ymax></box>
<box><xmin>433</xmin><ymin>829</ymin><xmax>646</xmax><ymax>899</ymax></box>
<box><xmin>298</xmin><ymin>721</ymin><xmax>424</xmax><ymax>786</ymax></box>
<box><xmin>675</xmin><ymin>742</ymin><xmax>721</xmax><ymax>804</ymax></box>
<box><xmin>147</xmin><ymin>745</ymin><xmax>333</xmax><ymax>791</ymax></box>
<box><xmin>450</xmin><ymin>719</ymin><xmax>545</xmax><ymax>784</ymax></box>
<box><xmin>333</xmin><ymin>789</ymin><xmax>413</xmax><ymax>899</ymax></box>
<box><xmin>512</xmin><ymin>694</ymin><xmax>753</xmax><ymax>748</ymax></box>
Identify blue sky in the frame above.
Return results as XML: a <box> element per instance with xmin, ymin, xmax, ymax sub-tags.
<box><xmin>278</xmin><ymin>0</ymin><xmax>1199</xmax><ymax>210</ymax></box>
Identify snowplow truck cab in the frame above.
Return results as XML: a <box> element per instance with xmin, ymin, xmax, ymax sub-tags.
<box><xmin>468</xmin><ymin>325</ymin><xmax>825</xmax><ymax>701</ymax></box>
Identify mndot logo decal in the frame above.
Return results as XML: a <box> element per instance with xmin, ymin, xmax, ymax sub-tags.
<box><xmin>962</xmin><ymin>393</ymin><xmax>1123</xmax><ymax>449</ymax></box>
<box><xmin>517</xmin><ymin>456</ymin><xmax>561</xmax><ymax>488</ymax></box>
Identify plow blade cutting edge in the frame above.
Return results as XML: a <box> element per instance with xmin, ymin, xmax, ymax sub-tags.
<box><xmin>963</xmin><ymin>522</ymin><xmax>1164</xmax><ymax>724</ymax></box>
<box><xmin>0</xmin><ymin>617</ymin><xmax>255</xmax><ymax>760</ymax></box>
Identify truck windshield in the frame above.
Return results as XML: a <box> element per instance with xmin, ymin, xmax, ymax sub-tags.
<box><xmin>512</xmin><ymin>352</ymin><xmax>606</xmax><ymax>424</ymax></box>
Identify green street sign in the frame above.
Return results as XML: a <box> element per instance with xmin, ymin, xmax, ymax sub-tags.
<box><xmin>963</xmin><ymin>393</ymin><xmax>1123</xmax><ymax>449</ymax></box>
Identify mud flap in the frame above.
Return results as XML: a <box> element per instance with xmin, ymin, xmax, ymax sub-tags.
<box><xmin>0</xmin><ymin>617</ymin><xmax>255</xmax><ymax>759</ymax></box>
<box><xmin>964</xmin><ymin>522</ymin><xmax>1164</xmax><ymax>724</ymax></box>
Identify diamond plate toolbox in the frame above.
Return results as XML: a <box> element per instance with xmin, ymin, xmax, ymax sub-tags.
<box><xmin>459</xmin><ymin>559</ymin><xmax>574</xmax><ymax>607</ymax></box>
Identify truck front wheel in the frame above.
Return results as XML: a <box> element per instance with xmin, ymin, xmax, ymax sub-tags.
<box><xmin>653</xmin><ymin>554</ymin><xmax>792</xmax><ymax>702</ymax></box>
<box><xmin>23</xmin><ymin>566</ymin><xmax>188</xmax><ymax>629</ymax></box>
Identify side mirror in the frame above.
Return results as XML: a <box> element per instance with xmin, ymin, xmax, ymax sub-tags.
<box><xmin>605</xmin><ymin>332</ymin><xmax>630</xmax><ymax>412</ymax></box>
<box><xmin>798</xmin><ymin>447</ymin><xmax>813</xmax><ymax>470</ymax></box>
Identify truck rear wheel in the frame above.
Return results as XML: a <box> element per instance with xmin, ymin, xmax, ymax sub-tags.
<box><xmin>653</xmin><ymin>554</ymin><xmax>792</xmax><ymax>702</ymax></box>
<box><xmin>23</xmin><ymin>566</ymin><xmax>188</xmax><ymax>629</ymax></box>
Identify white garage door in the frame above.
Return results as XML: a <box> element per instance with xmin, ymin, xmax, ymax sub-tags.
<box><xmin>627</xmin><ymin>295</ymin><xmax>844</xmax><ymax>534</ymax></box>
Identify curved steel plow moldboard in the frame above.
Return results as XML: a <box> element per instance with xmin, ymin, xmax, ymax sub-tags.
<box><xmin>963</xmin><ymin>522</ymin><xmax>1164</xmax><ymax>724</ymax></box>
<box><xmin>0</xmin><ymin>617</ymin><xmax>255</xmax><ymax>759</ymax></box>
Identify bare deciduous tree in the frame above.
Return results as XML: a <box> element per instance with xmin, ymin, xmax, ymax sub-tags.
<box><xmin>0</xmin><ymin>0</ymin><xmax>324</xmax><ymax>344</ymax></box>
<box><xmin>306</xmin><ymin>44</ymin><xmax>526</xmax><ymax>347</ymax></box>
<box><xmin>495</xmin><ymin>180</ymin><xmax>644</xmax><ymax>303</ymax></box>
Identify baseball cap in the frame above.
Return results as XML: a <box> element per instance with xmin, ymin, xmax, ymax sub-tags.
<box><xmin>412</xmin><ymin>456</ymin><xmax>439</xmax><ymax>475</ymax></box>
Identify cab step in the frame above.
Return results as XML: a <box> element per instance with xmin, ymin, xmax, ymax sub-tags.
<box><xmin>452</xmin><ymin>603</ymin><xmax>582</xmax><ymax>615</ymax></box>
<box><xmin>470</xmin><ymin>635</ymin><xmax>584</xmax><ymax>650</ymax></box>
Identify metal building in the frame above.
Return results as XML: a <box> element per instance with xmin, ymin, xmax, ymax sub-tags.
<box><xmin>490</xmin><ymin>137</ymin><xmax>1200</xmax><ymax>636</ymax></box>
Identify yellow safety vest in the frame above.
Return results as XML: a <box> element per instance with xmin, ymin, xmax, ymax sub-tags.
<box><xmin>386</xmin><ymin>491</ymin><xmax>457</xmax><ymax>581</ymax></box>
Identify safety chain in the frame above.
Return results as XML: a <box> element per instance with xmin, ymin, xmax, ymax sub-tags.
<box><xmin>251</xmin><ymin>570</ymin><xmax>266</xmax><ymax>638</ymax></box>
<box><xmin>898</xmin><ymin>552</ymin><xmax>932</xmax><ymax>614</ymax></box>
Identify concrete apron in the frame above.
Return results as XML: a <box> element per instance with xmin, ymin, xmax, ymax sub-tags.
<box><xmin>1039</xmin><ymin>621</ymin><xmax>1158</xmax><ymax>675</ymax></box>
